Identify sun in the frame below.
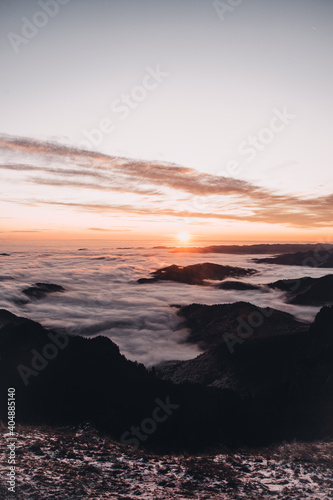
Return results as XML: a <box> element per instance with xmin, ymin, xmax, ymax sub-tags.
<box><xmin>177</xmin><ymin>232</ymin><xmax>191</xmax><ymax>243</ymax></box>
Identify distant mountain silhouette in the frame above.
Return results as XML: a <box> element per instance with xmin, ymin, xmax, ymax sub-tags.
<box><xmin>268</xmin><ymin>275</ymin><xmax>333</xmax><ymax>306</ymax></box>
<box><xmin>138</xmin><ymin>263</ymin><xmax>257</xmax><ymax>285</ymax></box>
<box><xmin>254</xmin><ymin>249</ymin><xmax>333</xmax><ymax>268</ymax></box>
<box><xmin>174</xmin><ymin>301</ymin><xmax>308</xmax><ymax>349</ymax></box>
<box><xmin>217</xmin><ymin>281</ymin><xmax>261</xmax><ymax>291</ymax></box>
<box><xmin>22</xmin><ymin>283</ymin><xmax>65</xmax><ymax>300</ymax></box>
<box><xmin>153</xmin><ymin>244</ymin><xmax>333</xmax><ymax>255</ymax></box>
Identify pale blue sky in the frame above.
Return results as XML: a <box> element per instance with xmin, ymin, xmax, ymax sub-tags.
<box><xmin>0</xmin><ymin>0</ymin><xmax>332</xmax><ymax>241</ymax></box>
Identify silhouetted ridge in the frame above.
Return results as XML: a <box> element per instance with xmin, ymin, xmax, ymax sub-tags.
<box><xmin>268</xmin><ymin>275</ymin><xmax>333</xmax><ymax>306</ymax></box>
<box><xmin>1</xmin><ymin>307</ymin><xmax>333</xmax><ymax>450</ymax></box>
<box><xmin>254</xmin><ymin>249</ymin><xmax>333</xmax><ymax>267</ymax></box>
<box><xmin>174</xmin><ymin>301</ymin><xmax>308</xmax><ymax>349</ymax></box>
<box><xmin>22</xmin><ymin>283</ymin><xmax>66</xmax><ymax>300</ymax></box>
<box><xmin>138</xmin><ymin>263</ymin><xmax>256</xmax><ymax>285</ymax></box>
<box><xmin>153</xmin><ymin>244</ymin><xmax>333</xmax><ymax>254</ymax></box>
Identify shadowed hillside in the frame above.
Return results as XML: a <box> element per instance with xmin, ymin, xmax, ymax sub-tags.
<box><xmin>1</xmin><ymin>306</ymin><xmax>333</xmax><ymax>450</ymax></box>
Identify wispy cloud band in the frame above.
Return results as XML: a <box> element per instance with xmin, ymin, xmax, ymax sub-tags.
<box><xmin>0</xmin><ymin>135</ymin><xmax>332</xmax><ymax>229</ymax></box>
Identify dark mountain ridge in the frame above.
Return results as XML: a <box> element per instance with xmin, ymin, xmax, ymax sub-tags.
<box><xmin>138</xmin><ymin>263</ymin><xmax>257</xmax><ymax>285</ymax></box>
<box><xmin>154</xmin><ymin>244</ymin><xmax>333</xmax><ymax>255</ymax></box>
<box><xmin>254</xmin><ymin>248</ymin><xmax>333</xmax><ymax>267</ymax></box>
<box><xmin>1</xmin><ymin>306</ymin><xmax>333</xmax><ymax>450</ymax></box>
<box><xmin>268</xmin><ymin>275</ymin><xmax>333</xmax><ymax>306</ymax></box>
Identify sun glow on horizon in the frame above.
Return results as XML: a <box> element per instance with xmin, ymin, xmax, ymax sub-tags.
<box><xmin>177</xmin><ymin>232</ymin><xmax>191</xmax><ymax>243</ymax></box>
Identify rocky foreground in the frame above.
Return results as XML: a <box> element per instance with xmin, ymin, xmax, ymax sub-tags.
<box><xmin>1</xmin><ymin>299</ymin><xmax>333</xmax><ymax>498</ymax></box>
<box><xmin>0</xmin><ymin>425</ymin><xmax>332</xmax><ymax>500</ymax></box>
<box><xmin>1</xmin><ymin>305</ymin><xmax>333</xmax><ymax>449</ymax></box>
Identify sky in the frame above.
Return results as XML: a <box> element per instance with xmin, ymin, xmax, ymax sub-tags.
<box><xmin>0</xmin><ymin>0</ymin><xmax>332</xmax><ymax>243</ymax></box>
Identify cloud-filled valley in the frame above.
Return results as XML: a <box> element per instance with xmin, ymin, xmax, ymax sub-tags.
<box><xmin>0</xmin><ymin>243</ymin><xmax>331</xmax><ymax>366</ymax></box>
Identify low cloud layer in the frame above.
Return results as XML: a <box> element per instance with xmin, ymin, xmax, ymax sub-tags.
<box><xmin>0</xmin><ymin>246</ymin><xmax>327</xmax><ymax>366</ymax></box>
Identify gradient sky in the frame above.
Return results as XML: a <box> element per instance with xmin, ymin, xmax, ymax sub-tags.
<box><xmin>0</xmin><ymin>0</ymin><xmax>332</xmax><ymax>243</ymax></box>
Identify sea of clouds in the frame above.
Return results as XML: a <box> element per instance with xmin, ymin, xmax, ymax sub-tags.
<box><xmin>0</xmin><ymin>242</ymin><xmax>329</xmax><ymax>366</ymax></box>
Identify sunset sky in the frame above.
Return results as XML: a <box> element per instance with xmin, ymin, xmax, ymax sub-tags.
<box><xmin>0</xmin><ymin>0</ymin><xmax>332</xmax><ymax>243</ymax></box>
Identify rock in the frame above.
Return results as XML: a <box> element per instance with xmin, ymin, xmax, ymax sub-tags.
<box><xmin>29</xmin><ymin>445</ymin><xmax>44</xmax><ymax>456</ymax></box>
<box><xmin>239</xmin><ymin>465</ymin><xmax>251</xmax><ymax>473</ymax></box>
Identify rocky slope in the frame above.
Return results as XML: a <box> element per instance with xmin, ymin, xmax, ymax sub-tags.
<box><xmin>1</xmin><ymin>306</ymin><xmax>333</xmax><ymax>449</ymax></box>
<box><xmin>157</xmin><ymin>305</ymin><xmax>333</xmax><ymax>442</ymax></box>
<box><xmin>0</xmin><ymin>309</ymin><xmax>246</xmax><ymax>450</ymax></box>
